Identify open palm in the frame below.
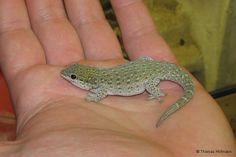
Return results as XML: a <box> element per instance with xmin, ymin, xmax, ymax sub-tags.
<box><xmin>0</xmin><ymin>1</ymin><xmax>235</xmax><ymax>157</ymax></box>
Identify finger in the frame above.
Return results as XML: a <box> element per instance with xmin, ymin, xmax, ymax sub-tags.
<box><xmin>111</xmin><ymin>0</ymin><xmax>176</xmax><ymax>62</ymax></box>
<box><xmin>26</xmin><ymin>0</ymin><xmax>84</xmax><ymax>65</ymax></box>
<box><xmin>64</xmin><ymin>0</ymin><xmax>123</xmax><ymax>60</ymax></box>
<box><xmin>0</xmin><ymin>0</ymin><xmax>45</xmax><ymax>81</ymax></box>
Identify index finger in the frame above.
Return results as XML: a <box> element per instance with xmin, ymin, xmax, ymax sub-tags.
<box><xmin>111</xmin><ymin>0</ymin><xmax>177</xmax><ymax>62</ymax></box>
<box><xmin>0</xmin><ymin>0</ymin><xmax>45</xmax><ymax>82</ymax></box>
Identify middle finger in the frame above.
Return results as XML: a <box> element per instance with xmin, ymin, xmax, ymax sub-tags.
<box><xmin>26</xmin><ymin>0</ymin><xmax>84</xmax><ymax>65</ymax></box>
<box><xmin>65</xmin><ymin>0</ymin><xmax>123</xmax><ymax>60</ymax></box>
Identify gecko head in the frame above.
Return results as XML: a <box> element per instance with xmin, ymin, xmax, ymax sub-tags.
<box><xmin>60</xmin><ymin>64</ymin><xmax>99</xmax><ymax>90</ymax></box>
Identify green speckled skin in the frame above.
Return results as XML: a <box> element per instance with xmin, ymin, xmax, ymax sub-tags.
<box><xmin>61</xmin><ymin>57</ymin><xmax>194</xmax><ymax>127</ymax></box>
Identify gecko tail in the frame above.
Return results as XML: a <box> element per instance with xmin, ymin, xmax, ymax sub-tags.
<box><xmin>156</xmin><ymin>89</ymin><xmax>193</xmax><ymax>128</ymax></box>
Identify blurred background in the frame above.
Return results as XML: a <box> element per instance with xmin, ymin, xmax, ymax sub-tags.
<box><xmin>0</xmin><ymin>0</ymin><xmax>235</xmax><ymax>140</ymax></box>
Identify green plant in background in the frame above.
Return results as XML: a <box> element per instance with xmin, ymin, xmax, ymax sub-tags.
<box><xmin>100</xmin><ymin>1</ymin><xmax>201</xmax><ymax>73</ymax></box>
<box><xmin>100</xmin><ymin>0</ymin><xmax>180</xmax><ymax>60</ymax></box>
<box><xmin>100</xmin><ymin>0</ymin><xmax>128</xmax><ymax>59</ymax></box>
<box><xmin>100</xmin><ymin>0</ymin><xmax>118</xmax><ymax>28</ymax></box>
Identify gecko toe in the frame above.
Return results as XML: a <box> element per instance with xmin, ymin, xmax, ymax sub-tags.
<box><xmin>147</xmin><ymin>95</ymin><xmax>164</xmax><ymax>103</ymax></box>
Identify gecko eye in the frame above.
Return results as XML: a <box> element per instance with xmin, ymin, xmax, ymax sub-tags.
<box><xmin>70</xmin><ymin>74</ymin><xmax>77</xmax><ymax>80</ymax></box>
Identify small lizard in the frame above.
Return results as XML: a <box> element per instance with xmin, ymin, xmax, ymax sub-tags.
<box><xmin>60</xmin><ymin>56</ymin><xmax>194</xmax><ymax>127</ymax></box>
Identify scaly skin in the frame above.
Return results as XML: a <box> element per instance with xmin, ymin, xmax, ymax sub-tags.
<box><xmin>61</xmin><ymin>56</ymin><xmax>194</xmax><ymax>127</ymax></box>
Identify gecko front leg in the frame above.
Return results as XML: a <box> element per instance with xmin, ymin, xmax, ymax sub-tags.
<box><xmin>86</xmin><ymin>87</ymin><xmax>108</xmax><ymax>102</ymax></box>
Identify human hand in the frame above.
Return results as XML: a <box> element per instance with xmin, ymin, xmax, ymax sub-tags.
<box><xmin>0</xmin><ymin>0</ymin><xmax>235</xmax><ymax>156</ymax></box>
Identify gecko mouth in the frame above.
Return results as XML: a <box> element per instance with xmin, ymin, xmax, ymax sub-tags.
<box><xmin>60</xmin><ymin>69</ymin><xmax>66</xmax><ymax>76</ymax></box>
<box><xmin>60</xmin><ymin>72</ymin><xmax>71</xmax><ymax>81</ymax></box>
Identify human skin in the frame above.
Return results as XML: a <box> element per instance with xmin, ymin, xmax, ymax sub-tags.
<box><xmin>0</xmin><ymin>0</ymin><xmax>235</xmax><ymax>157</ymax></box>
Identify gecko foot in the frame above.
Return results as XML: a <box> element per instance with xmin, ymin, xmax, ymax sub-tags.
<box><xmin>85</xmin><ymin>87</ymin><xmax>108</xmax><ymax>102</ymax></box>
<box><xmin>147</xmin><ymin>92</ymin><xmax>166</xmax><ymax>103</ymax></box>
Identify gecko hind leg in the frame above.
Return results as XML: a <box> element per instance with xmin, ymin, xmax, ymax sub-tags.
<box><xmin>145</xmin><ymin>77</ymin><xmax>166</xmax><ymax>102</ymax></box>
